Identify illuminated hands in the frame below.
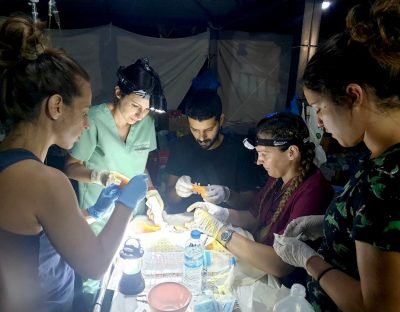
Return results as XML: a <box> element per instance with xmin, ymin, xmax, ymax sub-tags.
<box><xmin>175</xmin><ymin>175</ymin><xmax>193</xmax><ymax>198</ymax></box>
<box><xmin>146</xmin><ymin>190</ymin><xmax>167</xmax><ymax>227</ymax></box>
<box><xmin>116</xmin><ymin>174</ymin><xmax>148</xmax><ymax>210</ymax></box>
<box><xmin>187</xmin><ymin>202</ymin><xmax>229</xmax><ymax>223</ymax></box>
<box><xmin>273</xmin><ymin>233</ymin><xmax>321</xmax><ymax>270</ymax></box>
<box><xmin>275</xmin><ymin>215</ymin><xmax>325</xmax><ymax>271</ymax></box>
<box><xmin>90</xmin><ymin>170</ymin><xmax>126</xmax><ymax>187</ymax></box>
<box><xmin>204</xmin><ymin>185</ymin><xmax>230</xmax><ymax>204</ymax></box>
<box><xmin>283</xmin><ymin>215</ymin><xmax>325</xmax><ymax>241</ymax></box>
<box><xmin>189</xmin><ymin>208</ymin><xmax>224</xmax><ymax>238</ymax></box>
<box><xmin>87</xmin><ymin>184</ymin><xmax>121</xmax><ymax>219</ymax></box>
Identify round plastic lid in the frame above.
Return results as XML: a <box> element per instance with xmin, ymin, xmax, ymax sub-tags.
<box><xmin>191</xmin><ymin>229</ymin><xmax>201</xmax><ymax>239</ymax></box>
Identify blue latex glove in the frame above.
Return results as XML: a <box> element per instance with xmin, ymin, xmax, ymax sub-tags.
<box><xmin>87</xmin><ymin>184</ymin><xmax>121</xmax><ymax>219</ymax></box>
<box><xmin>116</xmin><ymin>174</ymin><xmax>148</xmax><ymax>210</ymax></box>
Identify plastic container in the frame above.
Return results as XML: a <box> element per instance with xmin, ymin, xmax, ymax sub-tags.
<box><xmin>182</xmin><ymin>230</ymin><xmax>204</xmax><ymax>294</ymax></box>
<box><xmin>147</xmin><ymin>282</ymin><xmax>191</xmax><ymax>312</ymax></box>
<box><xmin>273</xmin><ymin>283</ymin><xmax>314</xmax><ymax>312</ymax></box>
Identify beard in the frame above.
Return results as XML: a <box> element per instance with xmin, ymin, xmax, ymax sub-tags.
<box><xmin>197</xmin><ymin>134</ymin><xmax>219</xmax><ymax>150</ymax></box>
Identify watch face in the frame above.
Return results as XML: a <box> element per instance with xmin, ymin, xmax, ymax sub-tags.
<box><xmin>221</xmin><ymin>230</ymin><xmax>233</xmax><ymax>243</ymax></box>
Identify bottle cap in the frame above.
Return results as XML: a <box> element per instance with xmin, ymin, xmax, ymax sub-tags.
<box><xmin>191</xmin><ymin>229</ymin><xmax>201</xmax><ymax>239</ymax></box>
<box><xmin>290</xmin><ymin>283</ymin><xmax>306</xmax><ymax>297</ymax></box>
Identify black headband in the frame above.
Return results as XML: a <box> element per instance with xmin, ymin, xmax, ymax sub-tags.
<box><xmin>256</xmin><ymin>138</ymin><xmax>307</xmax><ymax>147</ymax></box>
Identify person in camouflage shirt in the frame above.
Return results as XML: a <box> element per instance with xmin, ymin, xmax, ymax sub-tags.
<box><xmin>306</xmin><ymin>145</ymin><xmax>400</xmax><ymax>311</ymax></box>
<box><xmin>272</xmin><ymin>1</ymin><xmax>400</xmax><ymax>311</ymax></box>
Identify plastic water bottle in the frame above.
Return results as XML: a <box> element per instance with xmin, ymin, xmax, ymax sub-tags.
<box><xmin>182</xmin><ymin>230</ymin><xmax>204</xmax><ymax>294</ymax></box>
<box><xmin>273</xmin><ymin>284</ymin><xmax>315</xmax><ymax>312</ymax></box>
<box><xmin>202</xmin><ymin>250</ymin><xmax>211</xmax><ymax>291</ymax></box>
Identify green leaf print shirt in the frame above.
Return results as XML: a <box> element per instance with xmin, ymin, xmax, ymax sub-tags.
<box><xmin>308</xmin><ymin>144</ymin><xmax>400</xmax><ymax>312</ymax></box>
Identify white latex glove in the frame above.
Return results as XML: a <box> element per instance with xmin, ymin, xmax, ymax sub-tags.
<box><xmin>146</xmin><ymin>190</ymin><xmax>167</xmax><ymax>227</ymax></box>
<box><xmin>273</xmin><ymin>233</ymin><xmax>321</xmax><ymax>270</ymax></box>
<box><xmin>187</xmin><ymin>201</ymin><xmax>229</xmax><ymax>223</ymax></box>
<box><xmin>283</xmin><ymin>215</ymin><xmax>325</xmax><ymax>241</ymax></box>
<box><xmin>146</xmin><ymin>190</ymin><xmax>164</xmax><ymax>210</ymax></box>
<box><xmin>190</xmin><ymin>208</ymin><xmax>224</xmax><ymax>238</ymax></box>
<box><xmin>90</xmin><ymin>170</ymin><xmax>124</xmax><ymax>187</ymax></box>
<box><xmin>204</xmin><ymin>185</ymin><xmax>230</xmax><ymax>204</ymax></box>
<box><xmin>175</xmin><ymin>175</ymin><xmax>193</xmax><ymax>198</ymax></box>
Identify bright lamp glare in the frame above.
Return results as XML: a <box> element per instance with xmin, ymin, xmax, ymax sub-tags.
<box><xmin>322</xmin><ymin>1</ymin><xmax>331</xmax><ymax>10</ymax></box>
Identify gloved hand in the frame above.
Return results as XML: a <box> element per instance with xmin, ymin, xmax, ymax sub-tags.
<box><xmin>175</xmin><ymin>175</ymin><xmax>193</xmax><ymax>198</ymax></box>
<box><xmin>190</xmin><ymin>208</ymin><xmax>224</xmax><ymax>238</ymax></box>
<box><xmin>204</xmin><ymin>185</ymin><xmax>230</xmax><ymax>204</ymax></box>
<box><xmin>187</xmin><ymin>202</ymin><xmax>229</xmax><ymax>223</ymax></box>
<box><xmin>146</xmin><ymin>189</ymin><xmax>167</xmax><ymax>226</ymax></box>
<box><xmin>116</xmin><ymin>174</ymin><xmax>148</xmax><ymax>210</ymax></box>
<box><xmin>87</xmin><ymin>184</ymin><xmax>121</xmax><ymax>219</ymax></box>
<box><xmin>146</xmin><ymin>190</ymin><xmax>164</xmax><ymax>210</ymax></box>
<box><xmin>273</xmin><ymin>233</ymin><xmax>322</xmax><ymax>270</ymax></box>
<box><xmin>283</xmin><ymin>215</ymin><xmax>325</xmax><ymax>241</ymax></box>
<box><xmin>91</xmin><ymin>170</ymin><xmax>125</xmax><ymax>187</ymax></box>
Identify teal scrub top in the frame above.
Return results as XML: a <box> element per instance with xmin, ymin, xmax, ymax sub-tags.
<box><xmin>69</xmin><ymin>103</ymin><xmax>156</xmax><ymax>210</ymax></box>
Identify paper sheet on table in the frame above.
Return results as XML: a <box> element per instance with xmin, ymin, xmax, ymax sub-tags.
<box><xmin>221</xmin><ymin>227</ymin><xmax>290</xmax><ymax>311</ymax></box>
<box><xmin>233</xmin><ymin>280</ymin><xmax>290</xmax><ymax>312</ymax></box>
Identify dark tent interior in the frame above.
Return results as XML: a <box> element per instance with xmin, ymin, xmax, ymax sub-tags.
<box><xmin>0</xmin><ymin>1</ymin><xmax>388</xmax><ymax>311</ymax></box>
<box><xmin>0</xmin><ymin>0</ymin><xmax>367</xmax><ymax>190</ymax></box>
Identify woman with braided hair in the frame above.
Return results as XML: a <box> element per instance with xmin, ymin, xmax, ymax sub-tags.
<box><xmin>273</xmin><ymin>0</ymin><xmax>400</xmax><ymax>311</ymax></box>
<box><xmin>187</xmin><ymin>112</ymin><xmax>333</xmax><ymax>284</ymax></box>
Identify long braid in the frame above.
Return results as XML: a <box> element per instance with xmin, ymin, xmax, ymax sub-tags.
<box><xmin>255</xmin><ymin>113</ymin><xmax>316</xmax><ymax>242</ymax></box>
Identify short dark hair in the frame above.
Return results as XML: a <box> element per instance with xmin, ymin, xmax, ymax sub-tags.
<box><xmin>185</xmin><ymin>89</ymin><xmax>222</xmax><ymax>121</ymax></box>
<box><xmin>117</xmin><ymin>58</ymin><xmax>156</xmax><ymax>96</ymax></box>
<box><xmin>116</xmin><ymin>58</ymin><xmax>166</xmax><ymax>111</ymax></box>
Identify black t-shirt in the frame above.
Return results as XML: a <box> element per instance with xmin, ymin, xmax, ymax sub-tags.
<box><xmin>165</xmin><ymin>133</ymin><xmax>263</xmax><ymax>213</ymax></box>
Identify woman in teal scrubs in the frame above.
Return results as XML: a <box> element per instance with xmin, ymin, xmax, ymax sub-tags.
<box><xmin>66</xmin><ymin>58</ymin><xmax>165</xmax><ymax>222</ymax></box>
<box><xmin>65</xmin><ymin>58</ymin><xmax>166</xmax><ymax>303</ymax></box>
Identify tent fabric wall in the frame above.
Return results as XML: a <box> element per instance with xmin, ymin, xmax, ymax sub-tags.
<box><xmin>49</xmin><ymin>25</ymin><xmax>209</xmax><ymax>108</ymax></box>
<box><xmin>218</xmin><ymin>32</ymin><xmax>292</xmax><ymax>123</ymax></box>
<box><xmin>50</xmin><ymin>26</ymin><xmax>109</xmax><ymax>104</ymax></box>
<box><xmin>114</xmin><ymin>27</ymin><xmax>209</xmax><ymax>109</ymax></box>
<box><xmin>47</xmin><ymin>26</ymin><xmax>293</xmax><ymax>122</ymax></box>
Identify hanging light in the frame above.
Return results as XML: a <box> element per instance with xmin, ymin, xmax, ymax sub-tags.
<box><xmin>322</xmin><ymin>1</ymin><xmax>332</xmax><ymax>10</ymax></box>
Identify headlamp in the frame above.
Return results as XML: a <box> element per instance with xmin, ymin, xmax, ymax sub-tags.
<box><xmin>117</xmin><ymin>61</ymin><xmax>167</xmax><ymax>114</ymax></box>
<box><xmin>243</xmin><ymin>137</ymin><xmax>310</xmax><ymax>150</ymax></box>
<box><xmin>132</xmin><ymin>90</ymin><xmax>150</xmax><ymax>100</ymax></box>
<box><xmin>149</xmin><ymin>91</ymin><xmax>167</xmax><ymax>114</ymax></box>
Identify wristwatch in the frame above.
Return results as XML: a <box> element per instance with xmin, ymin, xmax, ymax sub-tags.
<box><xmin>220</xmin><ymin>229</ymin><xmax>234</xmax><ymax>247</ymax></box>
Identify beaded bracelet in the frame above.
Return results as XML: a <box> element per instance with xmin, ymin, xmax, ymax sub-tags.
<box><xmin>317</xmin><ymin>267</ymin><xmax>336</xmax><ymax>284</ymax></box>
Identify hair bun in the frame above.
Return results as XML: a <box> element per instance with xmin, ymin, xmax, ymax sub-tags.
<box><xmin>346</xmin><ymin>0</ymin><xmax>400</xmax><ymax>69</ymax></box>
<box><xmin>20</xmin><ymin>43</ymin><xmax>45</xmax><ymax>61</ymax></box>
<box><xmin>0</xmin><ymin>16</ymin><xmax>48</xmax><ymax>66</ymax></box>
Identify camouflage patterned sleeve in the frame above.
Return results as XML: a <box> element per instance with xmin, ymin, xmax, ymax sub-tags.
<box><xmin>352</xmin><ymin>155</ymin><xmax>400</xmax><ymax>252</ymax></box>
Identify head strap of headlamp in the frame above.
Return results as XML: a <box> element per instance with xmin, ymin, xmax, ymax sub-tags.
<box><xmin>243</xmin><ymin>137</ymin><xmax>310</xmax><ymax>150</ymax></box>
